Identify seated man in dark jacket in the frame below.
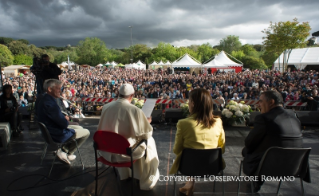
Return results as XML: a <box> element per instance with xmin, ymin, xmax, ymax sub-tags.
<box><xmin>37</xmin><ymin>79</ymin><xmax>90</xmax><ymax>165</ymax></box>
<box><xmin>242</xmin><ymin>90</ymin><xmax>303</xmax><ymax>192</ymax></box>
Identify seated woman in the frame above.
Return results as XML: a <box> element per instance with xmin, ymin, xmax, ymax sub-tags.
<box><xmin>169</xmin><ymin>88</ymin><xmax>226</xmax><ymax>196</ymax></box>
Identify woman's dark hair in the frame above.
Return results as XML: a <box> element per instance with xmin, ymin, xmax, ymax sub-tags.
<box><xmin>189</xmin><ymin>88</ymin><xmax>217</xmax><ymax>128</ymax></box>
<box><xmin>261</xmin><ymin>90</ymin><xmax>283</xmax><ymax>105</ymax></box>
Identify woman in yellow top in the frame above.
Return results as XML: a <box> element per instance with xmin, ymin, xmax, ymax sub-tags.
<box><xmin>186</xmin><ymin>80</ymin><xmax>192</xmax><ymax>91</ymax></box>
<box><xmin>169</xmin><ymin>88</ymin><xmax>226</xmax><ymax>195</ymax></box>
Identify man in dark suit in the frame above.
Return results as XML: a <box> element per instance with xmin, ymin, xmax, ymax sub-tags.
<box><xmin>37</xmin><ymin>79</ymin><xmax>90</xmax><ymax>165</ymax></box>
<box><xmin>242</xmin><ymin>90</ymin><xmax>303</xmax><ymax>192</ymax></box>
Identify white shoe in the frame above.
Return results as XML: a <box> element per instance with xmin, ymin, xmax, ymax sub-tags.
<box><xmin>56</xmin><ymin>149</ymin><xmax>71</xmax><ymax>165</ymax></box>
<box><xmin>68</xmin><ymin>154</ymin><xmax>76</xmax><ymax>161</ymax></box>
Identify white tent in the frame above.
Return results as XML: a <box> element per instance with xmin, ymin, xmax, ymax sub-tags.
<box><xmin>150</xmin><ymin>61</ymin><xmax>158</xmax><ymax>65</ymax></box>
<box><xmin>158</xmin><ymin>60</ymin><xmax>164</xmax><ymax>65</ymax></box>
<box><xmin>273</xmin><ymin>47</ymin><xmax>319</xmax><ymax>70</ymax></box>
<box><xmin>214</xmin><ymin>51</ymin><xmax>243</xmax><ymax>67</ymax></box>
<box><xmin>172</xmin><ymin>53</ymin><xmax>202</xmax><ymax>68</ymax></box>
<box><xmin>96</xmin><ymin>64</ymin><xmax>103</xmax><ymax>67</ymax></box>
<box><xmin>135</xmin><ymin>60</ymin><xmax>146</xmax><ymax>70</ymax></box>
<box><xmin>110</xmin><ymin>61</ymin><xmax>118</xmax><ymax>67</ymax></box>
<box><xmin>164</xmin><ymin>60</ymin><xmax>171</xmax><ymax>65</ymax></box>
<box><xmin>203</xmin><ymin>58</ymin><xmax>228</xmax><ymax>68</ymax></box>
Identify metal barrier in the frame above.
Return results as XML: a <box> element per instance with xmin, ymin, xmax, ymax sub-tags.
<box><xmin>65</xmin><ymin>97</ymin><xmax>307</xmax><ymax>115</ymax></box>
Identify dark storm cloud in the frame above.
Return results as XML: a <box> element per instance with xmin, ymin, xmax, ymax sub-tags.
<box><xmin>0</xmin><ymin>0</ymin><xmax>318</xmax><ymax>48</ymax></box>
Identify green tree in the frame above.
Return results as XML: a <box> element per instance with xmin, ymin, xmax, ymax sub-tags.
<box><xmin>7</xmin><ymin>41</ymin><xmax>31</xmax><ymax>55</ymax></box>
<box><xmin>262</xmin><ymin>18</ymin><xmax>311</xmax><ymax>71</ymax></box>
<box><xmin>0</xmin><ymin>44</ymin><xmax>14</xmax><ymax>66</ymax></box>
<box><xmin>17</xmin><ymin>39</ymin><xmax>29</xmax><ymax>45</ymax></box>
<box><xmin>0</xmin><ymin>37</ymin><xmax>14</xmax><ymax>45</ymax></box>
<box><xmin>217</xmin><ymin>35</ymin><xmax>242</xmax><ymax>54</ymax></box>
<box><xmin>241</xmin><ymin>56</ymin><xmax>267</xmax><ymax>70</ymax></box>
<box><xmin>29</xmin><ymin>44</ymin><xmax>43</xmax><ymax>57</ymax></box>
<box><xmin>150</xmin><ymin>42</ymin><xmax>177</xmax><ymax>63</ymax></box>
<box><xmin>76</xmin><ymin>37</ymin><xmax>109</xmax><ymax>66</ymax></box>
<box><xmin>197</xmin><ymin>43</ymin><xmax>220</xmax><ymax>63</ymax></box>
<box><xmin>13</xmin><ymin>54</ymin><xmax>33</xmax><ymax>65</ymax></box>
<box><xmin>231</xmin><ymin>50</ymin><xmax>245</xmax><ymax>61</ymax></box>
<box><xmin>261</xmin><ymin>51</ymin><xmax>279</xmax><ymax>68</ymax></box>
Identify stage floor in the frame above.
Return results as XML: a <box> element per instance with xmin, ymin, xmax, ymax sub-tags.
<box><xmin>1</xmin><ymin>117</ymin><xmax>319</xmax><ymax>196</ymax></box>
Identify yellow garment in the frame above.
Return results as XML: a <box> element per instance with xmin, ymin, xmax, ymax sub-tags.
<box><xmin>169</xmin><ymin>115</ymin><xmax>226</xmax><ymax>174</ymax></box>
<box><xmin>186</xmin><ymin>83</ymin><xmax>192</xmax><ymax>91</ymax></box>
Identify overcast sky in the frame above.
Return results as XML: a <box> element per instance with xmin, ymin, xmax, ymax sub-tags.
<box><xmin>0</xmin><ymin>0</ymin><xmax>318</xmax><ymax>49</ymax></box>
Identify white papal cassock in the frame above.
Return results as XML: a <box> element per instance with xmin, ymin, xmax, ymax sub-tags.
<box><xmin>97</xmin><ymin>98</ymin><xmax>160</xmax><ymax>190</ymax></box>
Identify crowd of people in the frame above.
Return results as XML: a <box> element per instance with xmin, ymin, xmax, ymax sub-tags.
<box><xmin>2</xmin><ymin>64</ymin><xmax>319</xmax><ymax>111</ymax></box>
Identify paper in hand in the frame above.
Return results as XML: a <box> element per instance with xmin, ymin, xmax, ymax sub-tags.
<box><xmin>142</xmin><ymin>99</ymin><xmax>157</xmax><ymax>118</ymax></box>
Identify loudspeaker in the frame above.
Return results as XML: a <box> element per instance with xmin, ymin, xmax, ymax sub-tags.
<box><xmin>151</xmin><ymin>110</ymin><xmax>163</xmax><ymax>123</ymax></box>
<box><xmin>247</xmin><ymin>111</ymin><xmax>261</xmax><ymax>126</ymax></box>
<box><xmin>165</xmin><ymin>108</ymin><xmax>184</xmax><ymax>123</ymax></box>
<box><xmin>296</xmin><ymin>111</ymin><xmax>319</xmax><ymax>126</ymax></box>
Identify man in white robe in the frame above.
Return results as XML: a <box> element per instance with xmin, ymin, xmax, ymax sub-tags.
<box><xmin>97</xmin><ymin>83</ymin><xmax>160</xmax><ymax>190</ymax></box>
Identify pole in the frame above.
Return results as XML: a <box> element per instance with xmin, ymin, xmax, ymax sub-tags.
<box><xmin>0</xmin><ymin>62</ymin><xmax>3</xmax><ymax>91</ymax></box>
<box><xmin>129</xmin><ymin>26</ymin><xmax>133</xmax><ymax>64</ymax></box>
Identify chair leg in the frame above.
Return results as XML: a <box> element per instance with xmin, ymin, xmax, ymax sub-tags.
<box><xmin>48</xmin><ymin>151</ymin><xmax>58</xmax><ymax>177</ymax></box>
<box><xmin>300</xmin><ymin>178</ymin><xmax>305</xmax><ymax>196</ymax></box>
<box><xmin>250</xmin><ymin>181</ymin><xmax>254</xmax><ymax>194</ymax></box>
<box><xmin>174</xmin><ymin>174</ymin><xmax>177</xmax><ymax>196</ymax></box>
<box><xmin>222</xmin><ymin>170</ymin><xmax>225</xmax><ymax>196</ymax></box>
<box><xmin>95</xmin><ymin>161</ymin><xmax>98</xmax><ymax>196</ymax></box>
<box><xmin>237</xmin><ymin>160</ymin><xmax>243</xmax><ymax>196</ymax></box>
<box><xmin>276</xmin><ymin>180</ymin><xmax>282</xmax><ymax>195</ymax></box>
<box><xmin>74</xmin><ymin>139</ymin><xmax>84</xmax><ymax>170</ymax></box>
<box><xmin>41</xmin><ymin>143</ymin><xmax>48</xmax><ymax>165</ymax></box>
<box><xmin>131</xmin><ymin>165</ymin><xmax>134</xmax><ymax>196</ymax></box>
<box><xmin>113</xmin><ymin>167</ymin><xmax>117</xmax><ymax>177</ymax></box>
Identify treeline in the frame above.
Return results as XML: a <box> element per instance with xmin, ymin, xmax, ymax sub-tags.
<box><xmin>0</xmin><ymin>35</ymin><xmax>274</xmax><ymax>69</ymax></box>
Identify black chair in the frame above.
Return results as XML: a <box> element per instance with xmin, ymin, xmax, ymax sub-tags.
<box><xmin>238</xmin><ymin>147</ymin><xmax>311</xmax><ymax>196</ymax></box>
<box><xmin>173</xmin><ymin>148</ymin><xmax>224</xmax><ymax>196</ymax></box>
<box><xmin>38</xmin><ymin>122</ymin><xmax>84</xmax><ymax>176</ymax></box>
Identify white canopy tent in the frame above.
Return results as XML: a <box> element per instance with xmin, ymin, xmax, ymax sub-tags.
<box><xmin>149</xmin><ymin>61</ymin><xmax>158</xmax><ymax>69</ymax></box>
<box><xmin>213</xmin><ymin>51</ymin><xmax>243</xmax><ymax>72</ymax></box>
<box><xmin>203</xmin><ymin>58</ymin><xmax>228</xmax><ymax>68</ymax></box>
<box><xmin>165</xmin><ymin>60</ymin><xmax>171</xmax><ymax>65</ymax></box>
<box><xmin>96</xmin><ymin>64</ymin><xmax>103</xmax><ymax>67</ymax></box>
<box><xmin>273</xmin><ymin>47</ymin><xmax>319</xmax><ymax>71</ymax></box>
<box><xmin>172</xmin><ymin>53</ymin><xmax>201</xmax><ymax>68</ymax></box>
<box><xmin>214</xmin><ymin>51</ymin><xmax>243</xmax><ymax>67</ymax></box>
<box><xmin>136</xmin><ymin>60</ymin><xmax>146</xmax><ymax>70</ymax></box>
<box><xmin>110</xmin><ymin>61</ymin><xmax>118</xmax><ymax>67</ymax></box>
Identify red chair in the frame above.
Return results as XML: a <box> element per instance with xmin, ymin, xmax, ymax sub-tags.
<box><xmin>93</xmin><ymin>130</ymin><xmax>147</xmax><ymax>196</ymax></box>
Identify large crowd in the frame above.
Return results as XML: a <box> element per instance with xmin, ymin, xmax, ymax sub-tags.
<box><xmin>2</xmin><ymin>66</ymin><xmax>319</xmax><ymax>111</ymax></box>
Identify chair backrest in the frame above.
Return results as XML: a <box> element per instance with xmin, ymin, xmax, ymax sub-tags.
<box><xmin>38</xmin><ymin>122</ymin><xmax>55</xmax><ymax>145</ymax></box>
<box><xmin>256</xmin><ymin>147</ymin><xmax>311</xmax><ymax>178</ymax></box>
<box><xmin>93</xmin><ymin>130</ymin><xmax>130</xmax><ymax>155</ymax></box>
<box><xmin>179</xmin><ymin>148</ymin><xmax>223</xmax><ymax>177</ymax></box>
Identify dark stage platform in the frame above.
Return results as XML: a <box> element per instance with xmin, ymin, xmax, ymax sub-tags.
<box><xmin>1</xmin><ymin>117</ymin><xmax>319</xmax><ymax>196</ymax></box>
